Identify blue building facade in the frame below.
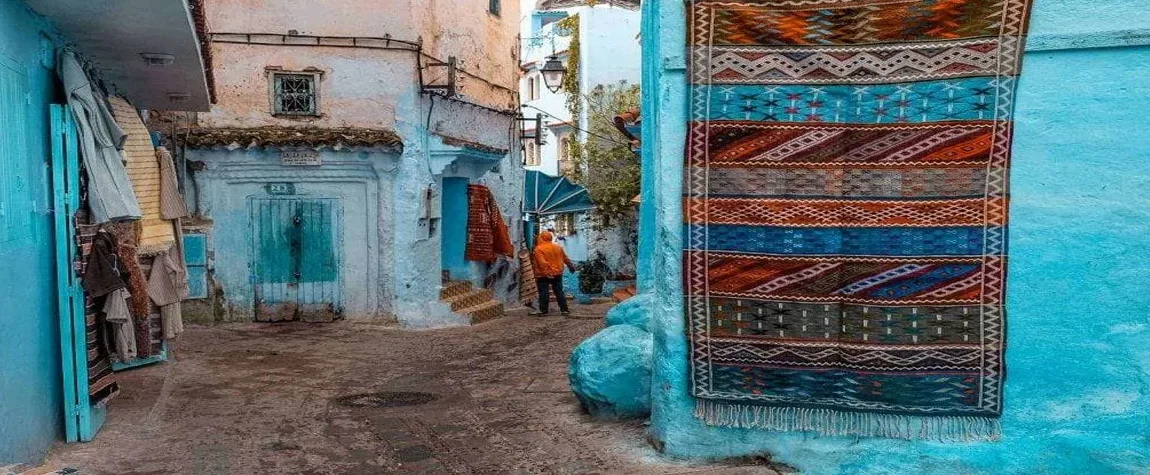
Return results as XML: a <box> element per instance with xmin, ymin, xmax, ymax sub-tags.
<box><xmin>0</xmin><ymin>0</ymin><xmax>210</xmax><ymax>464</ymax></box>
<box><xmin>0</xmin><ymin>0</ymin><xmax>65</xmax><ymax>463</ymax></box>
<box><xmin>638</xmin><ymin>0</ymin><xmax>1150</xmax><ymax>473</ymax></box>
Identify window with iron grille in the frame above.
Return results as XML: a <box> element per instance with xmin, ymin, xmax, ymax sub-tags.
<box><xmin>271</xmin><ymin>72</ymin><xmax>319</xmax><ymax>116</ymax></box>
<box><xmin>489</xmin><ymin>0</ymin><xmax>500</xmax><ymax>15</ymax></box>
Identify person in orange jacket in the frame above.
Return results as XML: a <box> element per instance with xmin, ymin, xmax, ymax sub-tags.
<box><xmin>531</xmin><ymin>231</ymin><xmax>576</xmax><ymax>316</ymax></box>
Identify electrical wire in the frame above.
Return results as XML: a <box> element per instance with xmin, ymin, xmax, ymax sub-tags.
<box><xmin>520</xmin><ymin>104</ymin><xmax>631</xmax><ymax>147</ymax></box>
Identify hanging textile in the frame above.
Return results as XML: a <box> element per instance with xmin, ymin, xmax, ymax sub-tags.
<box><xmin>147</xmin><ymin>249</ymin><xmax>186</xmax><ymax>339</ymax></box>
<box><xmin>684</xmin><ymin>0</ymin><xmax>1032</xmax><ymax>440</ymax></box>
<box><xmin>82</xmin><ymin>231</ymin><xmax>125</xmax><ymax>298</ymax></box>
<box><xmin>77</xmin><ymin>222</ymin><xmax>120</xmax><ymax>405</ymax></box>
<box><xmin>156</xmin><ymin>146</ymin><xmax>190</xmax><ymax>220</ymax></box>
<box><xmin>518</xmin><ymin>249</ymin><xmax>539</xmax><ymax>307</ymax></box>
<box><xmin>464</xmin><ymin>184</ymin><xmax>514</xmax><ymax>262</ymax></box>
<box><xmin>115</xmin><ymin>243</ymin><xmax>154</xmax><ymax>358</ymax></box>
<box><xmin>103</xmin><ymin>288</ymin><xmax>137</xmax><ymax>363</ymax></box>
<box><xmin>58</xmin><ymin>51</ymin><xmax>141</xmax><ymax>223</ymax></box>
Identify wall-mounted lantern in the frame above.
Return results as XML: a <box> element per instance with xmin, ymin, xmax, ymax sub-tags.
<box><xmin>540</xmin><ymin>55</ymin><xmax>566</xmax><ymax>93</ymax></box>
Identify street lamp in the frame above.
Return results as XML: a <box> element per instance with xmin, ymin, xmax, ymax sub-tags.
<box><xmin>540</xmin><ymin>55</ymin><xmax>567</xmax><ymax>94</ymax></box>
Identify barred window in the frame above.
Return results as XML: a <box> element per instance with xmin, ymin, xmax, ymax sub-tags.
<box><xmin>271</xmin><ymin>72</ymin><xmax>319</xmax><ymax>116</ymax></box>
<box><xmin>489</xmin><ymin>0</ymin><xmax>501</xmax><ymax>16</ymax></box>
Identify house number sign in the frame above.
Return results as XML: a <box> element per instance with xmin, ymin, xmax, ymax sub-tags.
<box><xmin>266</xmin><ymin>183</ymin><xmax>296</xmax><ymax>195</ymax></box>
<box><xmin>281</xmin><ymin>150</ymin><xmax>322</xmax><ymax>166</ymax></box>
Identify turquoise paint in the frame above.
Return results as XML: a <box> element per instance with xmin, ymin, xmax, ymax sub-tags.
<box><xmin>251</xmin><ymin>197</ymin><xmax>341</xmax><ymax>316</ymax></box>
<box><xmin>0</xmin><ymin>0</ymin><xmax>66</xmax><ymax>464</ymax></box>
<box><xmin>569</xmin><ymin>324</ymin><xmax>653</xmax><ymax>419</ymax></box>
<box><xmin>640</xmin><ymin>0</ymin><xmax>1150</xmax><ymax>473</ymax></box>
<box><xmin>531</xmin><ymin>11</ymin><xmax>568</xmax><ymax>36</ymax></box>
<box><xmin>189</xmin><ymin>148</ymin><xmax>394</xmax><ymax>321</ymax></box>
<box><xmin>51</xmin><ymin>104</ymin><xmax>105</xmax><ymax>443</ymax></box>
<box><xmin>183</xmin><ymin>234</ymin><xmax>209</xmax><ymax>299</ymax></box>
<box><xmin>441</xmin><ymin>177</ymin><xmax>470</xmax><ymax>280</ymax></box>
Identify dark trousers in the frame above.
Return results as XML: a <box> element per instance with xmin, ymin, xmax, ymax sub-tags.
<box><xmin>536</xmin><ymin>276</ymin><xmax>569</xmax><ymax>313</ymax></box>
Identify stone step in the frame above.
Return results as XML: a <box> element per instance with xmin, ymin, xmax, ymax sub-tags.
<box><xmin>439</xmin><ymin>280</ymin><xmax>473</xmax><ymax>300</ymax></box>
<box><xmin>444</xmin><ymin>288</ymin><xmax>494</xmax><ymax>312</ymax></box>
<box><xmin>462</xmin><ymin>299</ymin><xmax>504</xmax><ymax>325</ymax></box>
<box><xmin>612</xmin><ymin>285</ymin><xmax>637</xmax><ymax>303</ymax></box>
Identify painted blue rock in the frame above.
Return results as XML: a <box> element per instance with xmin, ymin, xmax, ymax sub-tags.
<box><xmin>604</xmin><ymin>293</ymin><xmax>654</xmax><ymax>330</ymax></box>
<box><xmin>568</xmin><ymin>324</ymin><xmax>653</xmax><ymax>419</ymax></box>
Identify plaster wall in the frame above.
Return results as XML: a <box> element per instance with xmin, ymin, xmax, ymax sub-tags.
<box><xmin>0</xmin><ymin>0</ymin><xmax>62</xmax><ymax>463</ymax></box>
<box><xmin>189</xmin><ymin>148</ymin><xmax>397</xmax><ymax>321</ymax></box>
<box><xmin>195</xmin><ymin>0</ymin><xmax>525</xmax><ymax>326</ymax></box>
<box><xmin>578</xmin><ymin>6</ymin><xmax>641</xmax><ymax>90</ymax></box>
<box><xmin>641</xmin><ymin>0</ymin><xmax>1150</xmax><ymax>473</ymax></box>
<box><xmin>199</xmin><ymin>45</ymin><xmax>406</xmax><ymax>129</ymax></box>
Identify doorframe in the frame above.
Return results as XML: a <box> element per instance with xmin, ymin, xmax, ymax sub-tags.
<box><xmin>51</xmin><ymin>104</ymin><xmax>105</xmax><ymax>442</ymax></box>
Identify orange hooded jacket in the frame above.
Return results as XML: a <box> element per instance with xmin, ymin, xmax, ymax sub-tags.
<box><xmin>532</xmin><ymin>231</ymin><xmax>574</xmax><ymax>278</ymax></box>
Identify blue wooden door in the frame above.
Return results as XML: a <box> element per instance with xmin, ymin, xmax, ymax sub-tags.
<box><xmin>441</xmin><ymin>178</ymin><xmax>469</xmax><ymax>280</ymax></box>
<box><xmin>251</xmin><ymin>197</ymin><xmax>341</xmax><ymax>322</ymax></box>
<box><xmin>51</xmin><ymin>104</ymin><xmax>104</xmax><ymax>442</ymax></box>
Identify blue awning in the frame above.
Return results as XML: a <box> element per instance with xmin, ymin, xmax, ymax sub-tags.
<box><xmin>524</xmin><ymin>170</ymin><xmax>594</xmax><ymax>216</ymax></box>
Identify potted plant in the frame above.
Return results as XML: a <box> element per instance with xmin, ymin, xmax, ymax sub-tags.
<box><xmin>576</xmin><ymin>253</ymin><xmax>609</xmax><ymax>303</ymax></box>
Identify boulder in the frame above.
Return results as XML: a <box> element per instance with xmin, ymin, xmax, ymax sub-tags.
<box><xmin>604</xmin><ymin>293</ymin><xmax>654</xmax><ymax>330</ymax></box>
<box><xmin>568</xmin><ymin>324</ymin><xmax>653</xmax><ymax>419</ymax></box>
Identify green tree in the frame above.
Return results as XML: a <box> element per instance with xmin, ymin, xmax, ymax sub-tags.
<box><xmin>566</xmin><ymin>81</ymin><xmax>641</xmax><ymax>224</ymax></box>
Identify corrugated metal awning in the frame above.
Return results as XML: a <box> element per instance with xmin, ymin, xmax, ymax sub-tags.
<box><xmin>524</xmin><ymin>171</ymin><xmax>594</xmax><ymax>216</ymax></box>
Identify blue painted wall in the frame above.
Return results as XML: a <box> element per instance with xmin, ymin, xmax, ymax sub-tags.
<box><xmin>640</xmin><ymin>0</ymin><xmax>1150</xmax><ymax>473</ymax></box>
<box><xmin>441</xmin><ymin>176</ymin><xmax>470</xmax><ymax>280</ymax></box>
<box><xmin>0</xmin><ymin>0</ymin><xmax>63</xmax><ymax>464</ymax></box>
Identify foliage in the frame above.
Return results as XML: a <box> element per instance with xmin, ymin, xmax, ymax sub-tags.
<box><xmin>578</xmin><ymin>252</ymin><xmax>610</xmax><ymax>295</ymax></box>
<box><xmin>557</xmin><ymin>15</ymin><xmax>581</xmax><ymax>124</ymax></box>
<box><xmin>567</xmin><ymin>82</ymin><xmax>641</xmax><ymax>223</ymax></box>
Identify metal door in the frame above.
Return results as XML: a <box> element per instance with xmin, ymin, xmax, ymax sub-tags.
<box><xmin>251</xmin><ymin>197</ymin><xmax>341</xmax><ymax>322</ymax></box>
<box><xmin>51</xmin><ymin>104</ymin><xmax>105</xmax><ymax>442</ymax></box>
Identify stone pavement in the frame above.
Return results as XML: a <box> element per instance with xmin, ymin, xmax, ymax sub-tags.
<box><xmin>45</xmin><ymin>303</ymin><xmax>784</xmax><ymax>474</ymax></box>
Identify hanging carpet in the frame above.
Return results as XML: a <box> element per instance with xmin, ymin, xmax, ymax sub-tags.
<box><xmin>465</xmin><ymin>184</ymin><xmax>514</xmax><ymax>263</ymax></box>
<box><xmin>684</xmin><ymin>0</ymin><xmax>1033</xmax><ymax>440</ymax></box>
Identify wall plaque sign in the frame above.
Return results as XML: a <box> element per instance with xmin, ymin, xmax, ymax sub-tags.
<box><xmin>281</xmin><ymin>150</ymin><xmax>321</xmax><ymax>166</ymax></box>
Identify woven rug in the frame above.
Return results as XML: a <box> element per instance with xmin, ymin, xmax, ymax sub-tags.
<box><xmin>685</xmin><ymin>0</ymin><xmax>1032</xmax><ymax>440</ymax></box>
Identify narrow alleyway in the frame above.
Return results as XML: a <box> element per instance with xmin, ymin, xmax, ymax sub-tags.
<box><xmin>45</xmin><ymin>304</ymin><xmax>782</xmax><ymax>475</ymax></box>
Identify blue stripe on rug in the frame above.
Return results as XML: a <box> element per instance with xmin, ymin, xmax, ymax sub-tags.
<box><xmin>686</xmin><ymin>225</ymin><xmax>990</xmax><ymax>256</ymax></box>
<box><xmin>697</xmin><ymin>77</ymin><xmax>998</xmax><ymax>123</ymax></box>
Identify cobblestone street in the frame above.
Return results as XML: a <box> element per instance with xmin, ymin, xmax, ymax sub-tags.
<box><xmin>45</xmin><ymin>304</ymin><xmax>781</xmax><ymax>474</ymax></box>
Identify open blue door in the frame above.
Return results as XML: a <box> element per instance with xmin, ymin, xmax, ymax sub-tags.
<box><xmin>52</xmin><ymin>104</ymin><xmax>105</xmax><ymax>442</ymax></box>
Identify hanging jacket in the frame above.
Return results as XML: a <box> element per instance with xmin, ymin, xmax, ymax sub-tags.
<box><xmin>83</xmin><ymin>231</ymin><xmax>126</xmax><ymax>298</ymax></box>
<box><xmin>58</xmin><ymin>50</ymin><xmax>142</xmax><ymax>223</ymax></box>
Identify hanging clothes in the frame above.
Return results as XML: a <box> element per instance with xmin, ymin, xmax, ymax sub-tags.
<box><xmin>82</xmin><ymin>231</ymin><xmax>126</xmax><ymax>298</ymax></box>
<box><xmin>103</xmin><ymin>288</ymin><xmax>137</xmax><ymax>363</ymax></box>
<box><xmin>156</xmin><ymin>147</ymin><xmax>190</xmax><ymax>220</ymax></box>
<box><xmin>58</xmin><ymin>51</ymin><xmax>141</xmax><ymax>223</ymax></box>
<box><xmin>147</xmin><ymin>249</ymin><xmax>186</xmax><ymax>339</ymax></box>
<box><xmin>464</xmin><ymin>184</ymin><xmax>514</xmax><ymax>262</ymax></box>
<box><xmin>116</xmin><ymin>243</ymin><xmax>153</xmax><ymax>358</ymax></box>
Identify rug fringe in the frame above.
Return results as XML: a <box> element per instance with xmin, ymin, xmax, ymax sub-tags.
<box><xmin>694</xmin><ymin>400</ymin><xmax>1001</xmax><ymax>442</ymax></box>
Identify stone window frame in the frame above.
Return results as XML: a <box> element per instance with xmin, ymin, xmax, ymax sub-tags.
<box><xmin>267</xmin><ymin>67</ymin><xmax>323</xmax><ymax>117</ymax></box>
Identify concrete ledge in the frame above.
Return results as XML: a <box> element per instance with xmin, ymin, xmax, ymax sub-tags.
<box><xmin>1027</xmin><ymin>28</ymin><xmax>1150</xmax><ymax>52</ymax></box>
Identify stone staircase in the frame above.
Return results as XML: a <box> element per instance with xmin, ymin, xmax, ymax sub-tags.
<box><xmin>440</xmin><ymin>280</ymin><xmax>505</xmax><ymax>324</ymax></box>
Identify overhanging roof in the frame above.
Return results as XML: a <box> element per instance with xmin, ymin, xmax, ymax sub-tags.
<box><xmin>181</xmin><ymin>127</ymin><xmax>403</xmax><ymax>150</ymax></box>
<box><xmin>536</xmin><ymin>0</ymin><xmax>640</xmax><ymax>10</ymax></box>
<box><xmin>26</xmin><ymin>0</ymin><xmax>211</xmax><ymax>111</ymax></box>
<box><xmin>525</xmin><ymin>170</ymin><xmax>594</xmax><ymax>216</ymax></box>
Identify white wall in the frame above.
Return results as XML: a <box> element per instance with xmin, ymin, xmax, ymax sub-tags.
<box><xmin>519</xmin><ymin>4</ymin><xmax>640</xmax><ymax>179</ymax></box>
